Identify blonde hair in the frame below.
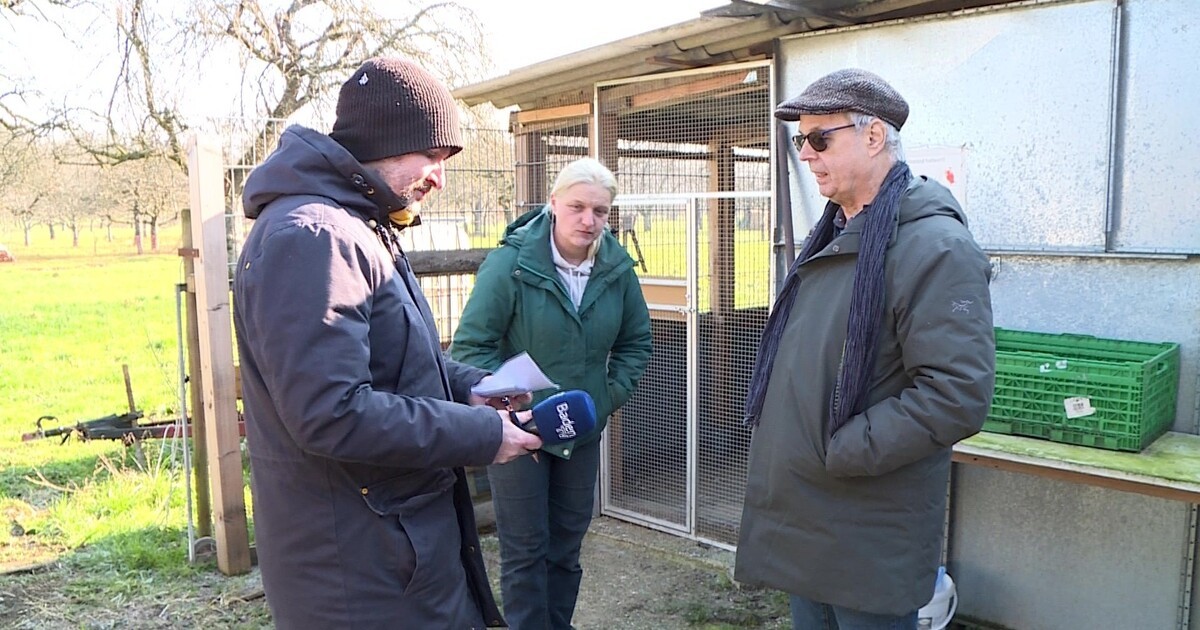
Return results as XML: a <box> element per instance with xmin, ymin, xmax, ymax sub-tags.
<box><xmin>550</xmin><ymin>158</ymin><xmax>617</xmax><ymax>200</ymax></box>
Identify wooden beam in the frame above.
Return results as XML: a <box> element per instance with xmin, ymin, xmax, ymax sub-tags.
<box><xmin>708</xmin><ymin>139</ymin><xmax>736</xmax><ymax>316</ymax></box>
<box><xmin>406</xmin><ymin>248</ymin><xmax>493</xmax><ymax>276</ymax></box>
<box><xmin>640</xmin><ymin>279</ymin><xmax>687</xmax><ymax>308</ymax></box>
<box><xmin>187</xmin><ymin>135</ymin><xmax>252</xmax><ymax>575</ymax></box>
<box><xmin>630</xmin><ymin>73</ymin><xmax>748</xmax><ymax>110</ymax></box>
<box><xmin>642</xmin><ymin>279</ymin><xmax>688</xmax><ymax>322</ymax></box>
<box><xmin>597</xmin><ymin>111</ymin><xmax>618</xmax><ymax>231</ymax></box>
<box><xmin>514</xmin><ymin>103</ymin><xmax>592</xmax><ymax>125</ymax></box>
<box><xmin>513</xmin><ymin>114</ymin><xmax>549</xmax><ymax>215</ymax></box>
<box><xmin>179</xmin><ymin>208</ymin><xmax>211</xmax><ymax>538</ymax></box>
<box><xmin>951</xmin><ymin>432</ymin><xmax>1200</xmax><ymax>504</ymax></box>
<box><xmin>952</xmin><ymin>449</ymin><xmax>1200</xmax><ymax>504</ymax></box>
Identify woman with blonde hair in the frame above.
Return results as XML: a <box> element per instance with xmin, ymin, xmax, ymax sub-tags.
<box><xmin>451</xmin><ymin>157</ymin><xmax>652</xmax><ymax>628</ymax></box>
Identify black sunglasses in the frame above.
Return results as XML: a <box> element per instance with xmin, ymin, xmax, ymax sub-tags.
<box><xmin>791</xmin><ymin>123</ymin><xmax>856</xmax><ymax>153</ymax></box>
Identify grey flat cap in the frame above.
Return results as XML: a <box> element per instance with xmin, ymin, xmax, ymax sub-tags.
<box><xmin>775</xmin><ymin>68</ymin><xmax>909</xmax><ymax>130</ymax></box>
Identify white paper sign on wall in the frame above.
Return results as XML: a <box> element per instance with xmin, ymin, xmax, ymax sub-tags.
<box><xmin>907</xmin><ymin>146</ymin><xmax>967</xmax><ymax>213</ymax></box>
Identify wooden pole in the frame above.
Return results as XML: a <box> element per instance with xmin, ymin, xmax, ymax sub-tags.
<box><xmin>512</xmin><ymin>110</ymin><xmax>548</xmax><ymax>217</ymax></box>
<box><xmin>179</xmin><ymin>207</ymin><xmax>212</xmax><ymax>538</ymax></box>
<box><xmin>187</xmin><ymin>134</ymin><xmax>252</xmax><ymax>575</ymax></box>
<box><xmin>122</xmin><ymin>364</ymin><xmax>137</xmax><ymax>413</ymax></box>
<box><xmin>121</xmin><ymin>364</ymin><xmax>147</xmax><ymax>469</ymax></box>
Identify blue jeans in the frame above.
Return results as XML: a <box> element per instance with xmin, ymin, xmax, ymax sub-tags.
<box><xmin>488</xmin><ymin>439</ymin><xmax>600</xmax><ymax>630</ymax></box>
<box><xmin>790</xmin><ymin>594</ymin><xmax>918</xmax><ymax>630</ymax></box>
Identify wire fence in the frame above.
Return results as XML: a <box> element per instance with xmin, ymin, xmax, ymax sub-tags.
<box><xmin>214</xmin><ymin>119</ymin><xmax>515</xmax><ymax>342</ymax></box>
<box><xmin>205</xmin><ymin>75</ymin><xmax>776</xmax><ymax>547</ymax></box>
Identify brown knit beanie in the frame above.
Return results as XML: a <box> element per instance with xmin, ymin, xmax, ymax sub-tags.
<box><xmin>330</xmin><ymin>57</ymin><xmax>463</xmax><ymax>163</ymax></box>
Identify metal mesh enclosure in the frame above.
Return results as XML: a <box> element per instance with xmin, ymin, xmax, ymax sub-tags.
<box><xmin>217</xmin><ymin>121</ymin><xmax>514</xmax><ymax>344</ymax></box>
<box><xmin>419</xmin><ymin>127</ymin><xmax>517</xmax><ymax>248</ymax></box>
<box><xmin>512</xmin><ymin>114</ymin><xmax>591</xmax><ymax>215</ymax></box>
<box><xmin>404</xmin><ymin>126</ymin><xmax>515</xmax><ymax>343</ymax></box>
<box><xmin>593</xmin><ymin>62</ymin><xmax>774</xmax><ymax>547</ymax></box>
<box><xmin>215</xmin><ymin>117</ymin><xmax>291</xmax><ymax>279</ymax></box>
<box><xmin>206</xmin><ymin>62</ymin><xmax>776</xmax><ymax>547</ymax></box>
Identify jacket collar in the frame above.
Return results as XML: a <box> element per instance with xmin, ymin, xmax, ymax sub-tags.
<box><xmin>507</xmin><ymin>207</ymin><xmax>634</xmax><ymax>279</ymax></box>
<box><xmin>506</xmin><ymin>208</ymin><xmax>635</xmax><ymax>317</ymax></box>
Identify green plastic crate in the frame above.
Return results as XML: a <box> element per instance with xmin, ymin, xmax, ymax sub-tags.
<box><xmin>983</xmin><ymin>328</ymin><xmax>1180</xmax><ymax>452</ymax></box>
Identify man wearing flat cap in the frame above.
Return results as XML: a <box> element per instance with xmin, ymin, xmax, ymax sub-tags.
<box><xmin>233</xmin><ymin>57</ymin><xmax>542</xmax><ymax>629</ymax></box>
<box><xmin>735</xmin><ymin>68</ymin><xmax>995</xmax><ymax>628</ymax></box>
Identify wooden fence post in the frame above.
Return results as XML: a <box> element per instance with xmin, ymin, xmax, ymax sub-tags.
<box><xmin>180</xmin><ymin>207</ymin><xmax>213</xmax><ymax>539</ymax></box>
<box><xmin>186</xmin><ymin>134</ymin><xmax>252</xmax><ymax>575</ymax></box>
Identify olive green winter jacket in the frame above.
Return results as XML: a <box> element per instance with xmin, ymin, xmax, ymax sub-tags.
<box><xmin>735</xmin><ymin>176</ymin><xmax>995</xmax><ymax>615</ymax></box>
<box><xmin>450</xmin><ymin>207</ymin><xmax>653</xmax><ymax>454</ymax></box>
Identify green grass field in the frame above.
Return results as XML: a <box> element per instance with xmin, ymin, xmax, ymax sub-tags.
<box><xmin>0</xmin><ymin>224</ymin><xmax>272</xmax><ymax>626</ymax></box>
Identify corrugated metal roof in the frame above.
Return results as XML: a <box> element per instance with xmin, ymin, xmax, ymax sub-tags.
<box><xmin>453</xmin><ymin>0</ymin><xmax>1014</xmax><ymax>109</ymax></box>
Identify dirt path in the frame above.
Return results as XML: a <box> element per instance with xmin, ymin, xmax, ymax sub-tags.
<box><xmin>483</xmin><ymin>516</ymin><xmax>789</xmax><ymax>629</ymax></box>
<box><xmin>0</xmin><ymin>516</ymin><xmax>788</xmax><ymax>629</ymax></box>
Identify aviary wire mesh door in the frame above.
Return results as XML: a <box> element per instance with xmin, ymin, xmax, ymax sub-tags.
<box><xmin>596</xmin><ymin>62</ymin><xmax>774</xmax><ymax>548</ymax></box>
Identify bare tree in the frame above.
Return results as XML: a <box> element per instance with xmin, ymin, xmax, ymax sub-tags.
<box><xmin>129</xmin><ymin>156</ymin><xmax>185</xmax><ymax>251</ymax></box>
<box><xmin>203</xmin><ymin>0</ymin><xmax>490</xmax><ymax>181</ymax></box>
<box><xmin>43</xmin><ymin>0</ymin><xmax>489</xmax><ymax>174</ymax></box>
<box><xmin>2</xmin><ymin>0</ymin><xmax>85</xmax><ymax>134</ymax></box>
<box><xmin>89</xmin><ymin>154</ymin><xmax>185</xmax><ymax>253</ymax></box>
<box><xmin>4</xmin><ymin>0</ymin><xmax>500</xmax><ymax>252</ymax></box>
<box><xmin>0</xmin><ymin>142</ymin><xmax>46</xmax><ymax>246</ymax></box>
<box><xmin>42</xmin><ymin>162</ymin><xmax>107</xmax><ymax>248</ymax></box>
<box><xmin>1</xmin><ymin>87</ymin><xmax>42</xmax><ymax>135</ymax></box>
<box><xmin>0</xmin><ymin>0</ymin><xmax>79</xmax><ymax>18</ymax></box>
<box><xmin>45</xmin><ymin>0</ymin><xmax>192</xmax><ymax>169</ymax></box>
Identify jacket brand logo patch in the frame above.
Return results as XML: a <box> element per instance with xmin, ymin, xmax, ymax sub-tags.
<box><xmin>951</xmin><ymin>299</ymin><xmax>973</xmax><ymax>314</ymax></box>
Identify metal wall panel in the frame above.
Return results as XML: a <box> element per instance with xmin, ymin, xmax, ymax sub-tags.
<box><xmin>777</xmin><ymin>0</ymin><xmax>1116</xmax><ymax>252</ymax></box>
<box><xmin>951</xmin><ymin>465</ymin><xmax>1189</xmax><ymax>630</ymax></box>
<box><xmin>1114</xmin><ymin>0</ymin><xmax>1200</xmax><ymax>253</ymax></box>
<box><xmin>956</xmin><ymin>253</ymin><xmax>1200</xmax><ymax>628</ymax></box>
<box><xmin>988</xmin><ymin>255</ymin><xmax>1199</xmax><ymax>434</ymax></box>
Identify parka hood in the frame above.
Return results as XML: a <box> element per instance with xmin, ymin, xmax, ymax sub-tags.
<box><xmin>499</xmin><ymin>205</ymin><xmax>634</xmax><ymax>274</ymax></box>
<box><xmin>897</xmin><ymin>175</ymin><xmax>968</xmax><ymax>228</ymax></box>
<box><xmin>838</xmin><ymin>176</ymin><xmax>968</xmax><ymax>245</ymax></box>
<box><xmin>499</xmin><ymin>206</ymin><xmax>548</xmax><ymax>246</ymax></box>
<box><xmin>241</xmin><ymin>125</ymin><xmax>409</xmax><ymax>223</ymax></box>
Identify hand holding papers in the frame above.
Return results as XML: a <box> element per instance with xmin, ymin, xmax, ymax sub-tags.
<box><xmin>470</xmin><ymin>352</ymin><xmax>559</xmax><ymax>398</ymax></box>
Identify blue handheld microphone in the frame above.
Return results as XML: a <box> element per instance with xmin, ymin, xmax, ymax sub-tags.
<box><xmin>519</xmin><ymin>390</ymin><xmax>597</xmax><ymax>444</ymax></box>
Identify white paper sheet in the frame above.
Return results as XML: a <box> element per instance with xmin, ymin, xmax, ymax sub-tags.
<box><xmin>469</xmin><ymin>351</ymin><xmax>559</xmax><ymax>397</ymax></box>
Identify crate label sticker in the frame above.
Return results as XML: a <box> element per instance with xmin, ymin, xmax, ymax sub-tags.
<box><xmin>1064</xmin><ymin>396</ymin><xmax>1096</xmax><ymax>419</ymax></box>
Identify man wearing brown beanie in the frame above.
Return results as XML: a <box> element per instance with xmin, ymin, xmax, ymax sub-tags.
<box><xmin>735</xmin><ymin>68</ymin><xmax>995</xmax><ymax>629</ymax></box>
<box><xmin>233</xmin><ymin>57</ymin><xmax>542</xmax><ymax>629</ymax></box>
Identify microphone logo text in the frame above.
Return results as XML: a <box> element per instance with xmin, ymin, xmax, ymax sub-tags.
<box><xmin>555</xmin><ymin>402</ymin><xmax>576</xmax><ymax>439</ymax></box>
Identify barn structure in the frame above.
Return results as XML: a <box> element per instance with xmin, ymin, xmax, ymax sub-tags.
<box><xmin>183</xmin><ymin>1</ymin><xmax>1200</xmax><ymax>627</ymax></box>
<box><xmin>450</xmin><ymin>1</ymin><xmax>1200</xmax><ymax>628</ymax></box>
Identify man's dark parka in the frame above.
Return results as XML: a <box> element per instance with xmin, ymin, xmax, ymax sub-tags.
<box><xmin>234</xmin><ymin>126</ymin><xmax>505</xmax><ymax>628</ymax></box>
<box><xmin>734</xmin><ymin>177</ymin><xmax>995</xmax><ymax>615</ymax></box>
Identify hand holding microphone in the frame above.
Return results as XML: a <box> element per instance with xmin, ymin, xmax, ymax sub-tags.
<box><xmin>490</xmin><ymin>390</ymin><xmax>597</xmax><ymax>464</ymax></box>
<box><xmin>514</xmin><ymin>390</ymin><xmax>597</xmax><ymax>444</ymax></box>
<box><xmin>493</xmin><ymin>410</ymin><xmax>542</xmax><ymax>464</ymax></box>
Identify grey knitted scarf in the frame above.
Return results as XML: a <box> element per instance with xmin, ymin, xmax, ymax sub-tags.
<box><xmin>744</xmin><ymin>161</ymin><xmax>913</xmax><ymax>437</ymax></box>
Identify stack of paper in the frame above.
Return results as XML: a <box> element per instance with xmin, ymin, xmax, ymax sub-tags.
<box><xmin>469</xmin><ymin>352</ymin><xmax>559</xmax><ymax>397</ymax></box>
